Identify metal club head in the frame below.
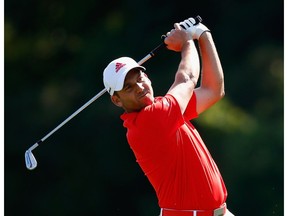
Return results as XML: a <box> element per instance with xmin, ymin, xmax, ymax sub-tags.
<box><xmin>25</xmin><ymin>143</ymin><xmax>39</xmax><ymax>170</ymax></box>
<box><xmin>25</xmin><ymin>150</ymin><xmax>37</xmax><ymax>170</ymax></box>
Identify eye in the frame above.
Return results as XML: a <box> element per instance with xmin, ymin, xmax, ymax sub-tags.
<box><xmin>138</xmin><ymin>75</ymin><xmax>145</xmax><ymax>82</ymax></box>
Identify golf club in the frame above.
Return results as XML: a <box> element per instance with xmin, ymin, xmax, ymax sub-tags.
<box><xmin>25</xmin><ymin>15</ymin><xmax>202</xmax><ymax>170</ymax></box>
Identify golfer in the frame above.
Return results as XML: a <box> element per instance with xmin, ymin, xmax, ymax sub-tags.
<box><xmin>103</xmin><ymin>17</ymin><xmax>234</xmax><ymax>216</ymax></box>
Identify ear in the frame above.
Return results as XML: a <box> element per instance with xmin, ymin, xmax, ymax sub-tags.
<box><xmin>111</xmin><ymin>95</ymin><xmax>123</xmax><ymax>108</ymax></box>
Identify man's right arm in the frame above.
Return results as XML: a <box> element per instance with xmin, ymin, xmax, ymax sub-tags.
<box><xmin>165</xmin><ymin>25</ymin><xmax>200</xmax><ymax>114</ymax></box>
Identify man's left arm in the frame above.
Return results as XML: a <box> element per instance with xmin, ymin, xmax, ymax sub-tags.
<box><xmin>194</xmin><ymin>31</ymin><xmax>225</xmax><ymax>114</ymax></box>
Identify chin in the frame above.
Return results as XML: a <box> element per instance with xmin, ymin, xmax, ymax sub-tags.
<box><xmin>143</xmin><ymin>94</ymin><xmax>154</xmax><ymax>105</ymax></box>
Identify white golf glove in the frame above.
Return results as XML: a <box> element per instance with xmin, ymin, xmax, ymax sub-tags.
<box><xmin>179</xmin><ymin>17</ymin><xmax>210</xmax><ymax>40</ymax></box>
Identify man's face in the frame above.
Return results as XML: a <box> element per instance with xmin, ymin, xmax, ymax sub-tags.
<box><xmin>111</xmin><ymin>69</ymin><xmax>154</xmax><ymax>112</ymax></box>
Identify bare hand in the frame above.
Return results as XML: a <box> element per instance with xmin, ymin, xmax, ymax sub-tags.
<box><xmin>164</xmin><ymin>23</ymin><xmax>192</xmax><ymax>52</ymax></box>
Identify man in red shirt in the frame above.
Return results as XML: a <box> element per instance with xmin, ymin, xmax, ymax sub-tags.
<box><xmin>103</xmin><ymin>17</ymin><xmax>234</xmax><ymax>216</ymax></box>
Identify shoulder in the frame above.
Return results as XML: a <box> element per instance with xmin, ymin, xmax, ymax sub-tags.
<box><xmin>121</xmin><ymin>95</ymin><xmax>182</xmax><ymax>124</ymax></box>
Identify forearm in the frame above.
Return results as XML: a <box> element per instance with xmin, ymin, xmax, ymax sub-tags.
<box><xmin>177</xmin><ymin>40</ymin><xmax>200</xmax><ymax>85</ymax></box>
<box><xmin>198</xmin><ymin>32</ymin><xmax>224</xmax><ymax>97</ymax></box>
<box><xmin>167</xmin><ymin>39</ymin><xmax>200</xmax><ymax>113</ymax></box>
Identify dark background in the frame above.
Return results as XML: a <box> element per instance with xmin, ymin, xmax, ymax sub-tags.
<box><xmin>5</xmin><ymin>0</ymin><xmax>283</xmax><ymax>215</ymax></box>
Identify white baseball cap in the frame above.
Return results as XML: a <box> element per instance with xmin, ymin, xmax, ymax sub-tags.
<box><xmin>103</xmin><ymin>57</ymin><xmax>146</xmax><ymax>95</ymax></box>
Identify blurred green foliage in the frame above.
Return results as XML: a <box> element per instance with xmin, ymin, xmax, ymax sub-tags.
<box><xmin>5</xmin><ymin>0</ymin><xmax>283</xmax><ymax>215</ymax></box>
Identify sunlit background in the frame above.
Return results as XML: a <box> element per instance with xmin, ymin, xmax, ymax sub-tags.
<box><xmin>5</xmin><ymin>0</ymin><xmax>283</xmax><ymax>215</ymax></box>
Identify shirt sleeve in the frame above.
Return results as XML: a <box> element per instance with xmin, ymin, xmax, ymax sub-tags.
<box><xmin>183</xmin><ymin>93</ymin><xmax>198</xmax><ymax>120</ymax></box>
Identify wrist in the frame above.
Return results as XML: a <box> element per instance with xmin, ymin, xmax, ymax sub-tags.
<box><xmin>181</xmin><ymin>40</ymin><xmax>195</xmax><ymax>53</ymax></box>
<box><xmin>183</xmin><ymin>40</ymin><xmax>194</xmax><ymax>47</ymax></box>
<box><xmin>198</xmin><ymin>30</ymin><xmax>212</xmax><ymax>41</ymax></box>
<box><xmin>179</xmin><ymin>17</ymin><xmax>210</xmax><ymax>40</ymax></box>
<box><xmin>193</xmin><ymin>23</ymin><xmax>210</xmax><ymax>40</ymax></box>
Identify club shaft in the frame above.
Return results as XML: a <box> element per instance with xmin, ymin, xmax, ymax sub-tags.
<box><xmin>138</xmin><ymin>42</ymin><xmax>165</xmax><ymax>65</ymax></box>
<box><xmin>38</xmin><ymin>88</ymin><xmax>107</xmax><ymax>144</ymax></box>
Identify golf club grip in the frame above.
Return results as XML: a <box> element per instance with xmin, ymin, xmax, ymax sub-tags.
<box><xmin>195</xmin><ymin>15</ymin><xmax>202</xmax><ymax>24</ymax></box>
<box><xmin>138</xmin><ymin>15</ymin><xmax>202</xmax><ymax>65</ymax></box>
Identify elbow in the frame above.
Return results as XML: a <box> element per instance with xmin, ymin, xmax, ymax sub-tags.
<box><xmin>217</xmin><ymin>79</ymin><xmax>225</xmax><ymax>100</ymax></box>
<box><xmin>213</xmin><ymin>87</ymin><xmax>225</xmax><ymax>103</ymax></box>
<box><xmin>220</xmin><ymin>88</ymin><xmax>225</xmax><ymax>99</ymax></box>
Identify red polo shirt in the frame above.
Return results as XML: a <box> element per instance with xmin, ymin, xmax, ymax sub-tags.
<box><xmin>120</xmin><ymin>94</ymin><xmax>227</xmax><ymax>210</ymax></box>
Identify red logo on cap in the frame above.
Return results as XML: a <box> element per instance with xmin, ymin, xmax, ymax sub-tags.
<box><xmin>115</xmin><ymin>63</ymin><xmax>126</xmax><ymax>73</ymax></box>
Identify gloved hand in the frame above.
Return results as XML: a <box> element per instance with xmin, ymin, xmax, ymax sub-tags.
<box><xmin>179</xmin><ymin>17</ymin><xmax>210</xmax><ymax>40</ymax></box>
